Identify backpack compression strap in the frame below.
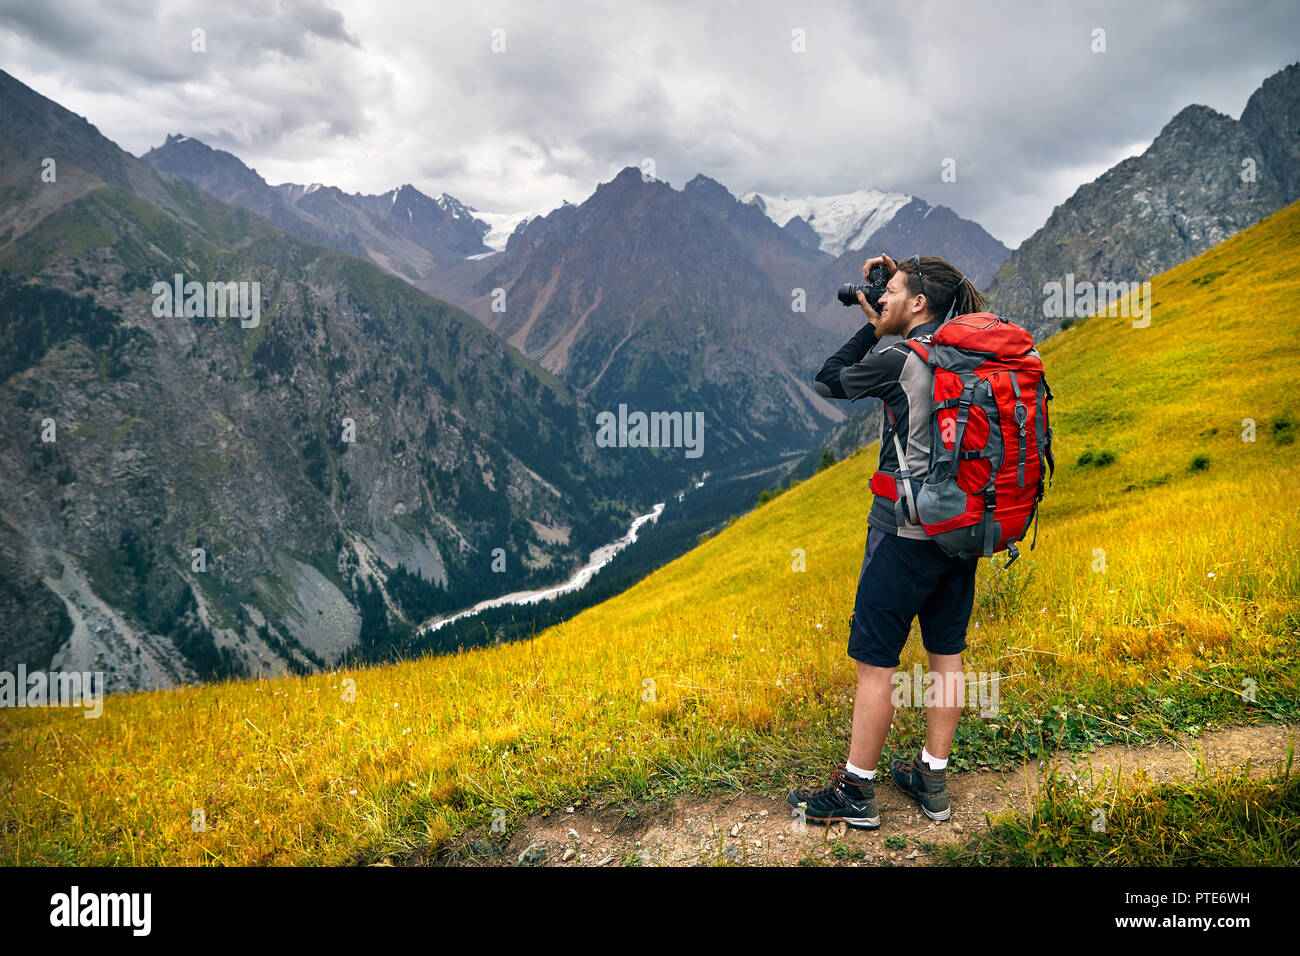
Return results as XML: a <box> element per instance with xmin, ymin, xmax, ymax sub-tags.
<box><xmin>891</xmin><ymin>430</ymin><xmax>917</xmax><ymax>524</ymax></box>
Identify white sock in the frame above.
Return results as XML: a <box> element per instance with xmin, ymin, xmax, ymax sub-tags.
<box><xmin>845</xmin><ymin>760</ymin><xmax>874</xmax><ymax>780</ymax></box>
<box><xmin>921</xmin><ymin>747</ymin><xmax>948</xmax><ymax>771</ymax></box>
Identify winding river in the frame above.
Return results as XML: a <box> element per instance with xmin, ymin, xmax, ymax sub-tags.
<box><xmin>416</xmin><ymin>502</ymin><xmax>665</xmax><ymax>636</ymax></box>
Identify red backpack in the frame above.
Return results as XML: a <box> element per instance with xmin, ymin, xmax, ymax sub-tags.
<box><xmin>869</xmin><ymin>313</ymin><xmax>1055</xmax><ymax>568</ymax></box>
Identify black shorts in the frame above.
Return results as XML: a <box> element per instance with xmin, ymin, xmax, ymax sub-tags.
<box><xmin>847</xmin><ymin>524</ymin><xmax>978</xmax><ymax>668</ymax></box>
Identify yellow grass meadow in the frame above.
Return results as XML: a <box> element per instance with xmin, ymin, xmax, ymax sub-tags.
<box><xmin>2</xmin><ymin>201</ymin><xmax>1298</xmax><ymax>866</ymax></box>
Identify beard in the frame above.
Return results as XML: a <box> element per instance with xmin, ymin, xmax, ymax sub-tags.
<box><xmin>877</xmin><ymin>308</ymin><xmax>909</xmax><ymax>338</ymax></box>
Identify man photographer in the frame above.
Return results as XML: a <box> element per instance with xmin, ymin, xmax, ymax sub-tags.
<box><xmin>788</xmin><ymin>252</ymin><xmax>988</xmax><ymax>829</ymax></box>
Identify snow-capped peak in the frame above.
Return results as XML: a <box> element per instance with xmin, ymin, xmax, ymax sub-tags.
<box><xmin>436</xmin><ymin>192</ymin><xmax>470</xmax><ymax>219</ymax></box>
<box><xmin>472</xmin><ymin>203</ymin><xmax>566</xmax><ymax>252</ymax></box>
<box><xmin>304</xmin><ymin>182</ymin><xmax>322</xmax><ymax>195</ymax></box>
<box><xmin>738</xmin><ymin>187</ymin><xmax>913</xmax><ymax>257</ymax></box>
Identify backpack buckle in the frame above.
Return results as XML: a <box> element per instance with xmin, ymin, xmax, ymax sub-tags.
<box><xmin>869</xmin><ymin>472</ymin><xmax>899</xmax><ymax>501</ymax></box>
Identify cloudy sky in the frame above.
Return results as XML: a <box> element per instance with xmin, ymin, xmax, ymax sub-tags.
<box><xmin>1</xmin><ymin>0</ymin><xmax>1296</xmax><ymax>246</ymax></box>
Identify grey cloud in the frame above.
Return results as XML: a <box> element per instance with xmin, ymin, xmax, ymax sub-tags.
<box><xmin>1</xmin><ymin>0</ymin><xmax>1296</xmax><ymax>246</ymax></box>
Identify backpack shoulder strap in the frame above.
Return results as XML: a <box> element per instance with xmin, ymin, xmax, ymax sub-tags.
<box><xmin>900</xmin><ymin>336</ymin><xmax>932</xmax><ymax>361</ymax></box>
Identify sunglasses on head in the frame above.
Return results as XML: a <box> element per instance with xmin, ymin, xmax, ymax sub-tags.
<box><xmin>906</xmin><ymin>254</ymin><xmax>926</xmax><ymax>298</ymax></box>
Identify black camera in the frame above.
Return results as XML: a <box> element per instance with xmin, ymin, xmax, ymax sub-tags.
<box><xmin>837</xmin><ymin>263</ymin><xmax>889</xmax><ymax>310</ymax></box>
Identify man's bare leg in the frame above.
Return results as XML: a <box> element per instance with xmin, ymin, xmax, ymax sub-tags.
<box><xmin>923</xmin><ymin>650</ymin><xmax>965</xmax><ymax>760</ymax></box>
<box><xmin>847</xmin><ymin>660</ymin><xmax>896</xmax><ymax>771</ymax></box>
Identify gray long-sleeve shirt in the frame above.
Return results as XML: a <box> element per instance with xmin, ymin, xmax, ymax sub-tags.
<box><xmin>814</xmin><ymin>319</ymin><xmax>941</xmax><ymax>539</ymax></box>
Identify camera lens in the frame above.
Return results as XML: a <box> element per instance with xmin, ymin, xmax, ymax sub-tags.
<box><xmin>837</xmin><ymin>283</ymin><xmax>867</xmax><ymax>307</ymax></box>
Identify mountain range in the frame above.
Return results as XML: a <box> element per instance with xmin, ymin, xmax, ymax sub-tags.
<box><xmin>0</xmin><ymin>69</ymin><xmax>694</xmax><ymax>691</ymax></box>
<box><xmin>139</xmin><ymin>130</ymin><xmax>1017</xmax><ymax>462</ymax></box>
<box><xmin>807</xmin><ymin>60</ymin><xmax>1300</xmax><ymax>469</ymax></box>
<box><xmin>141</xmin><ymin>134</ymin><xmax>495</xmax><ymax>279</ymax></box>
<box><xmin>985</xmin><ymin>62</ymin><xmax>1300</xmax><ymax>340</ymax></box>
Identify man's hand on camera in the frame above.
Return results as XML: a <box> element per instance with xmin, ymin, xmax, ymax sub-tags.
<box><xmin>856</xmin><ymin>289</ymin><xmax>883</xmax><ymax>335</ymax></box>
<box><xmin>861</xmin><ymin>252</ymin><xmax>897</xmax><ymax>282</ymax></box>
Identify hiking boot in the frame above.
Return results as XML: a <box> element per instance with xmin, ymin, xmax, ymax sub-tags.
<box><xmin>786</xmin><ymin>763</ymin><xmax>881</xmax><ymax>829</ymax></box>
<box><xmin>889</xmin><ymin>752</ymin><xmax>951</xmax><ymax>821</ymax></box>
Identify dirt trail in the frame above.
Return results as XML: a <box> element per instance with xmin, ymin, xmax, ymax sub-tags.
<box><xmin>466</xmin><ymin>724</ymin><xmax>1297</xmax><ymax>867</ymax></box>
